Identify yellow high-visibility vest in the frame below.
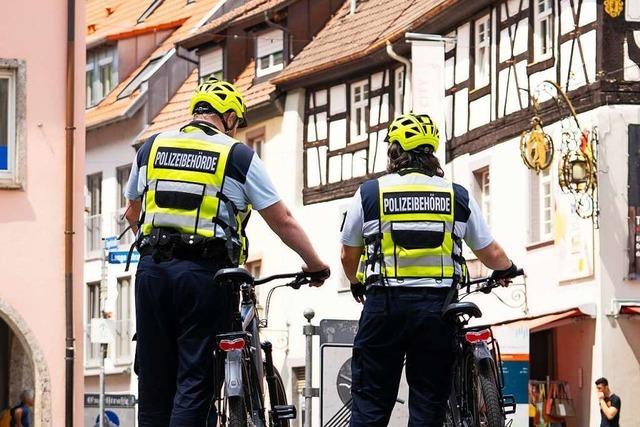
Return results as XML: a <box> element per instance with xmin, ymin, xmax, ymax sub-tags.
<box><xmin>357</xmin><ymin>171</ymin><xmax>466</xmax><ymax>285</ymax></box>
<box><xmin>140</xmin><ymin>124</ymin><xmax>250</xmax><ymax>264</ymax></box>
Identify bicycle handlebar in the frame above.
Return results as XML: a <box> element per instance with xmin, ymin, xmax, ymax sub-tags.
<box><xmin>253</xmin><ymin>268</ymin><xmax>331</xmax><ymax>288</ymax></box>
<box><xmin>463</xmin><ymin>268</ymin><xmax>525</xmax><ymax>295</ymax></box>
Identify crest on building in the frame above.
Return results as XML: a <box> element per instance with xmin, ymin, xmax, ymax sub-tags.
<box><xmin>604</xmin><ymin>0</ymin><xmax>624</xmax><ymax>18</ymax></box>
<box><xmin>520</xmin><ymin>116</ymin><xmax>554</xmax><ymax>173</ymax></box>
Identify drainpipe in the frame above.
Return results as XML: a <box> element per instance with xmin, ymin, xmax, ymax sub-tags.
<box><xmin>385</xmin><ymin>40</ymin><xmax>412</xmax><ymax>113</ymax></box>
<box><xmin>65</xmin><ymin>0</ymin><xmax>76</xmax><ymax>425</ymax></box>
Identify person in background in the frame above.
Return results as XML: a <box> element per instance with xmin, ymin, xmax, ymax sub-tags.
<box><xmin>11</xmin><ymin>390</ymin><xmax>33</xmax><ymax>427</ymax></box>
<box><xmin>596</xmin><ymin>377</ymin><xmax>621</xmax><ymax>427</ymax></box>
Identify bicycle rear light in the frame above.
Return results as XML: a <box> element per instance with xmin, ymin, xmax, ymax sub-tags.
<box><xmin>219</xmin><ymin>338</ymin><xmax>246</xmax><ymax>352</ymax></box>
<box><xmin>464</xmin><ymin>329</ymin><xmax>491</xmax><ymax>344</ymax></box>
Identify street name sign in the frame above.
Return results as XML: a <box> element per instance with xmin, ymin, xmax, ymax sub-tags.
<box><xmin>108</xmin><ymin>250</ymin><xmax>139</xmax><ymax>264</ymax></box>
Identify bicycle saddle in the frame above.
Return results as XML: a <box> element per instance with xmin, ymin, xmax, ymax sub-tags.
<box><xmin>213</xmin><ymin>268</ymin><xmax>254</xmax><ymax>285</ymax></box>
<box><xmin>442</xmin><ymin>302</ymin><xmax>482</xmax><ymax>319</ymax></box>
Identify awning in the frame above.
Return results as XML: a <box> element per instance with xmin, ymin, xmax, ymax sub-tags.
<box><xmin>620</xmin><ymin>306</ymin><xmax>640</xmax><ymax>315</ymax></box>
<box><xmin>491</xmin><ymin>307</ymin><xmax>589</xmax><ymax>332</ymax></box>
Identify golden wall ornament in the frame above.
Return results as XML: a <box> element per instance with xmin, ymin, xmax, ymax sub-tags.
<box><xmin>558</xmin><ymin>127</ymin><xmax>599</xmax><ymax>219</ymax></box>
<box><xmin>520</xmin><ymin>117</ymin><xmax>554</xmax><ymax>173</ymax></box>
<box><xmin>604</xmin><ymin>0</ymin><xmax>624</xmax><ymax>18</ymax></box>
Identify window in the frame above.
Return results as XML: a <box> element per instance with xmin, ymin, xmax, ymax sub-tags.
<box><xmin>534</xmin><ymin>0</ymin><xmax>553</xmax><ymax>60</ymax></box>
<box><xmin>303</xmin><ymin>70</ymin><xmax>391</xmax><ymax>203</ymax></box>
<box><xmin>116</xmin><ymin>164</ymin><xmax>132</xmax><ymax>245</ymax></box>
<box><xmin>394</xmin><ymin>67</ymin><xmax>405</xmax><ymax>117</ymax></box>
<box><xmin>474</xmin><ymin>168</ymin><xmax>491</xmax><ymax>225</ymax></box>
<box><xmin>292</xmin><ymin>367</ymin><xmax>306</xmax><ymax>427</ymax></box>
<box><xmin>0</xmin><ymin>60</ymin><xmax>25</xmax><ymax>188</ymax></box>
<box><xmin>529</xmin><ymin>168</ymin><xmax>553</xmax><ymax>243</ymax></box>
<box><xmin>86</xmin><ymin>281</ymin><xmax>102</xmax><ymax>366</ymax></box>
<box><xmin>115</xmin><ymin>277</ymin><xmax>132</xmax><ymax>363</ymax></box>
<box><xmin>86</xmin><ymin>46</ymin><xmax>117</xmax><ymax>107</ymax></box>
<box><xmin>247</xmin><ymin>134</ymin><xmax>264</xmax><ymax>159</ymax></box>
<box><xmin>117</xmin><ymin>50</ymin><xmax>174</xmax><ymax>99</ymax></box>
<box><xmin>137</xmin><ymin>0</ymin><xmax>164</xmax><ymax>24</ymax></box>
<box><xmin>256</xmin><ymin>29</ymin><xmax>284</xmax><ymax>77</ymax></box>
<box><xmin>474</xmin><ymin>16</ymin><xmax>490</xmax><ymax>88</ymax></box>
<box><xmin>350</xmin><ymin>80</ymin><xmax>369</xmax><ymax>143</ymax></box>
<box><xmin>199</xmin><ymin>47</ymin><xmax>223</xmax><ymax>82</ymax></box>
<box><xmin>86</xmin><ymin>173</ymin><xmax>102</xmax><ymax>256</ymax></box>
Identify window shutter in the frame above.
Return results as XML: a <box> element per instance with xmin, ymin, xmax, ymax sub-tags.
<box><xmin>257</xmin><ymin>29</ymin><xmax>284</xmax><ymax>57</ymax></box>
<box><xmin>529</xmin><ymin>170</ymin><xmax>541</xmax><ymax>243</ymax></box>
<box><xmin>200</xmin><ymin>47</ymin><xmax>223</xmax><ymax>78</ymax></box>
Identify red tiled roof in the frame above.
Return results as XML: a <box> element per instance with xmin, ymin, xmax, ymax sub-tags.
<box><xmin>138</xmin><ymin>60</ymin><xmax>274</xmax><ymax>141</ymax></box>
<box><xmin>177</xmin><ymin>0</ymin><xmax>294</xmax><ymax>48</ymax></box>
<box><xmin>86</xmin><ymin>0</ymin><xmax>221</xmax><ymax>129</ymax></box>
<box><xmin>272</xmin><ymin>0</ymin><xmax>454</xmax><ymax>85</ymax></box>
<box><xmin>86</xmin><ymin>0</ymin><xmax>153</xmax><ymax>46</ymax></box>
<box><xmin>138</xmin><ymin>68</ymin><xmax>199</xmax><ymax>140</ymax></box>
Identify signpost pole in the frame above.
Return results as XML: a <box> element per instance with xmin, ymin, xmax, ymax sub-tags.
<box><xmin>302</xmin><ymin>309</ymin><xmax>319</xmax><ymax>427</ymax></box>
<box><xmin>99</xmin><ymin>343</ymin><xmax>107</xmax><ymax>426</ymax></box>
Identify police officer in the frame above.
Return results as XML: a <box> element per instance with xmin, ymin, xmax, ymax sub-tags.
<box><xmin>340</xmin><ymin>113</ymin><xmax>518</xmax><ymax>426</ymax></box>
<box><xmin>123</xmin><ymin>77</ymin><xmax>330</xmax><ymax>427</ymax></box>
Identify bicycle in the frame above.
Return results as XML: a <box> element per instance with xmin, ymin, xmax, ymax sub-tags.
<box><xmin>443</xmin><ymin>268</ymin><xmax>524</xmax><ymax>427</ymax></box>
<box><xmin>212</xmin><ymin>267</ymin><xmax>329</xmax><ymax>427</ymax></box>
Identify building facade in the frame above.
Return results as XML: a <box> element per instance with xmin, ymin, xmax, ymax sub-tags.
<box><xmin>0</xmin><ymin>0</ymin><xmax>86</xmax><ymax>425</ymax></box>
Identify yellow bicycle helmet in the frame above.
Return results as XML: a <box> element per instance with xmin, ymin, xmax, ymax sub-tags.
<box><xmin>189</xmin><ymin>77</ymin><xmax>248</xmax><ymax>128</ymax></box>
<box><xmin>386</xmin><ymin>113</ymin><xmax>440</xmax><ymax>152</ymax></box>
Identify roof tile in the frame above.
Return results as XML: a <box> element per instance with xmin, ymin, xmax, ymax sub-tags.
<box><xmin>272</xmin><ymin>0</ymin><xmax>452</xmax><ymax>85</ymax></box>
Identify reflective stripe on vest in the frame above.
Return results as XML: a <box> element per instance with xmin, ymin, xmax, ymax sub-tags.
<box><xmin>140</xmin><ymin>129</ymin><xmax>250</xmax><ymax>262</ymax></box>
<box><xmin>358</xmin><ymin>172</ymin><xmax>463</xmax><ymax>284</ymax></box>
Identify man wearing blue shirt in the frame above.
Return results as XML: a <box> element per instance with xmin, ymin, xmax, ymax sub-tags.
<box><xmin>124</xmin><ymin>78</ymin><xmax>329</xmax><ymax>427</ymax></box>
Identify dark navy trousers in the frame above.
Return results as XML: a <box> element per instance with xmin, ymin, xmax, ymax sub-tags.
<box><xmin>134</xmin><ymin>254</ymin><xmax>232</xmax><ymax>427</ymax></box>
<box><xmin>350</xmin><ymin>288</ymin><xmax>455</xmax><ymax>427</ymax></box>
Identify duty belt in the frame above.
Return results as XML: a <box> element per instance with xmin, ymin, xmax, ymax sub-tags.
<box><xmin>126</xmin><ymin>228</ymin><xmax>236</xmax><ymax>270</ymax></box>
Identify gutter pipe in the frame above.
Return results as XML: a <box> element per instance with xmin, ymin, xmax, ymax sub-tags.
<box><xmin>385</xmin><ymin>40</ymin><xmax>412</xmax><ymax>113</ymax></box>
<box><xmin>65</xmin><ymin>0</ymin><xmax>76</xmax><ymax>425</ymax></box>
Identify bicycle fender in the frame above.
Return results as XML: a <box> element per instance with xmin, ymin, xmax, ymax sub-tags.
<box><xmin>471</xmin><ymin>342</ymin><xmax>492</xmax><ymax>363</ymax></box>
<box><xmin>224</xmin><ymin>349</ymin><xmax>244</xmax><ymax>397</ymax></box>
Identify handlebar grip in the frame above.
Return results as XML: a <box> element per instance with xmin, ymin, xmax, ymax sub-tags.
<box><xmin>306</xmin><ymin>268</ymin><xmax>331</xmax><ymax>281</ymax></box>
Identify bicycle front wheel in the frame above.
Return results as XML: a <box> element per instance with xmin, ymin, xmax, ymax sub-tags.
<box><xmin>269</xmin><ymin>367</ymin><xmax>290</xmax><ymax>427</ymax></box>
<box><xmin>472</xmin><ymin>361</ymin><xmax>503</xmax><ymax>427</ymax></box>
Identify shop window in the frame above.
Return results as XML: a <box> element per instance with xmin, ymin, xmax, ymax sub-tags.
<box><xmin>85</xmin><ymin>281</ymin><xmax>102</xmax><ymax>367</ymax></box>
<box><xmin>0</xmin><ymin>60</ymin><xmax>25</xmax><ymax>188</ymax></box>
<box><xmin>86</xmin><ymin>46</ymin><xmax>117</xmax><ymax>107</ymax></box>
<box><xmin>473</xmin><ymin>167</ymin><xmax>491</xmax><ymax>226</ymax></box>
<box><xmin>199</xmin><ymin>47</ymin><xmax>223</xmax><ymax>82</ymax></box>
<box><xmin>534</xmin><ymin>0</ymin><xmax>553</xmax><ymax>60</ymax></box>
<box><xmin>256</xmin><ymin>29</ymin><xmax>284</xmax><ymax>77</ymax></box>
<box><xmin>474</xmin><ymin>15</ymin><xmax>490</xmax><ymax>88</ymax></box>
<box><xmin>115</xmin><ymin>277</ymin><xmax>133</xmax><ymax>364</ymax></box>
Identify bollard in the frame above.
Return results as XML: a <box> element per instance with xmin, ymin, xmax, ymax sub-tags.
<box><xmin>302</xmin><ymin>308</ymin><xmax>319</xmax><ymax>427</ymax></box>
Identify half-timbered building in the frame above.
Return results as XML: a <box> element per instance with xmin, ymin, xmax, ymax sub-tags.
<box><xmin>269</xmin><ymin>0</ymin><xmax>640</xmax><ymax>425</ymax></box>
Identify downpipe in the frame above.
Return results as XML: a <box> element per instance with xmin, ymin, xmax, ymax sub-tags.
<box><xmin>65</xmin><ymin>0</ymin><xmax>77</xmax><ymax>424</ymax></box>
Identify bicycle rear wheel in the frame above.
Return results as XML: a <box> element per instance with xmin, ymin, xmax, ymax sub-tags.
<box><xmin>471</xmin><ymin>361</ymin><xmax>503</xmax><ymax>427</ymax></box>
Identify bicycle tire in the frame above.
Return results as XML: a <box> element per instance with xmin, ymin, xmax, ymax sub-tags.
<box><xmin>271</xmin><ymin>367</ymin><xmax>290</xmax><ymax>427</ymax></box>
<box><xmin>473</xmin><ymin>362</ymin><xmax>503</xmax><ymax>427</ymax></box>
<box><xmin>228</xmin><ymin>395</ymin><xmax>250</xmax><ymax>427</ymax></box>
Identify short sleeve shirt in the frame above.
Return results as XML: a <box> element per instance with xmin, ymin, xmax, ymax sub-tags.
<box><xmin>600</xmin><ymin>394</ymin><xmax>621</xmax><ymax>427</ymax></box>
<box><xmin>341</xmin><ymin>178</ymin><xmax>493</xmax><ymax>251</ymax></box>
<box><xmin>125</xmin><ymin>125</ymin><xmax>281</xmax><ymax>212</ymax></box>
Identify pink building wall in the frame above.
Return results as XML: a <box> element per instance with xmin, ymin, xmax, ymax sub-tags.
<box><xmin>0</xmin><ymin>0</ymin><xmax>86</xmax><ymax>425</ymax></box>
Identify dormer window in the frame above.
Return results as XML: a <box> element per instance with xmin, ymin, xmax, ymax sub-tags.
<box><xmin>256</xmin><ymin>29</ymin><xmax>284</xmax><ymax>77</ymax></box>
<box><xmin>199</xmin><ymin>47</ymin><xmax>223</xmax><ymax>82</ymax></box>
<box><xmin>86</xmin><ymin>46</ymin><xmax>117</xmax><ymax>107</ymax></box>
